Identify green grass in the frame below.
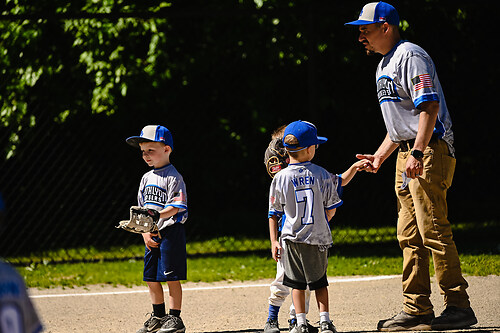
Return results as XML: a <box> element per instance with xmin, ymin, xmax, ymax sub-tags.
<box><xmin>10</xmin><ymin>222</ymin><xmax>500</xmax><ymax>289</ymax></box>
<box><xmin>5</xmin><ymin>226</ymin><xmax>402</xmax><ymax>266</ymax></box>
<box><xmin>20</xmin><ymin>253</ymin><xmax>499</xmax><ymax>289</ymax></box>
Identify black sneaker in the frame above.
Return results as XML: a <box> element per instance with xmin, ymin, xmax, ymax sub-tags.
<box><xmin>289</xmin><ymin>319</ymin><xmax>318</xmax><ymax>333</ymax></box>
<box><xmin>158</xmin><ymin>315</ymin><xmax>186</xmax><ymax>333</ymax></box>
<box><xmin>136</xmin><ymin>313</ymin><xmax>168</xmax><ymax>333</ymax></box>
<box><xmin>319</xmin><ymin>321</ymin><xmax>337</xmax><ymax>333</ymax></box>
<box><xmin>290</xmin><ymin>324</ymin><xmax>309</xmax><ymax>333</ymax></box>
<box><xmin>431</xmin><ymin>306</ymin><xmax>477</xmax><ymax>330</ymax></box>
<box><xmin>264</xmin><ymin>318</ymin><xmax>280</xmax><ymax>333</ymax></box>
<box><xmin>377</xmin><ymin>310</ymin><xmax>434</xmax><ymax>331</ymax></box>
<box><xmin>307</xmin><ymin>320</ymin><xmax>319</xmax><ymax>333</ymax></box>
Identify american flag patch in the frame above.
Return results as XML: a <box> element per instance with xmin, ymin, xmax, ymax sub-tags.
<box><xmin>411</xmin><ymin>74</ymin><xmax>433</xmax><ymax>91</ymax></box>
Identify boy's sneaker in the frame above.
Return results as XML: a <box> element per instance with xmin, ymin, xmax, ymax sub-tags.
<box><xmin>289</xmin><ymin>319</ymin><xmax>318</xmax><ymax>333</ymax></box>
<box><xmin>431</xmin><ymin>306</ymin><xmax>477</xmax><ymax>330</ymax></box>
<box><xmin>377</xmin><ymin>310</ymin><xmax>434</xmax><ymax>331</ymax></box>
<box><xmin>290</xmin><ymin>324</ymin><xmax>309</xmax><ymax>333</ymax></box>
<box><xmin>158</xmin><ymin>315</ymin><xmax>186</xmax><ymax>333</ymax></box>
<box><xmin>264</xmin><ymin>318</ymin><xmax>280</xmax><ymax>333</ymax></box>
<box><xmin>136</xmin><ymin>313</ymin><xmax>168</xmax><ymax>333</ymax></box>
<box><xmin>320</xmin><ymin>321</ymin><xmax>337</xmax><ymax>333</ymax></box>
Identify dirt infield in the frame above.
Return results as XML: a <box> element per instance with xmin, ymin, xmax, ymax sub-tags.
<box><xmin>30</xmin><ymin>275</ymin><xmax>499</xmax><ymax>333</ymax></box>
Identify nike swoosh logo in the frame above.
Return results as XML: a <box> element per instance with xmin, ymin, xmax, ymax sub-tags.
<box><xmin>163</xmin><ymin>271</ymin><xmax>174</xmax><ymax>276</ymax></box>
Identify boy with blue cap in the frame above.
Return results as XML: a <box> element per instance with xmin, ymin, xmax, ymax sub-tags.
<box><xmin>345</xmin><ymin>2</ymin><xmax>477</xmax><ymax>331</ymax></box>
<box><xmin>268</xmin><ymin>121</ymin><xmax>368</xmax><ymax>333</ymax></box>
<box><xmin>126</xmin><ymin>125</ymin><xmax>188</xmax><ymax>333</ymax></box>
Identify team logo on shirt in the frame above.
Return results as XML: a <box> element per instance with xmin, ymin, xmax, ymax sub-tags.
<box><xmin>143</xmin><ymin>185</ymin><xmax>167</xmax><ymax>207</ymax></box>
<box><xmin>377</xmin><ymin>75</ymin><xmax>400</xmax><ymax>104</ymax></box>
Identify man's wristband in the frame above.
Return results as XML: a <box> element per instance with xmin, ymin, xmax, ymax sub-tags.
<box><xmin>411</xmin><ymin>149</ymin><xmax>424</xmax><ymax>159</ymax></box>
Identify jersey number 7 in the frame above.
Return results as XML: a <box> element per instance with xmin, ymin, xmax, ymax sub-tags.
<box><xmin>295</xmin><ymin>188</ymin><xmax>314</xmax><ymax>225</ymax></box>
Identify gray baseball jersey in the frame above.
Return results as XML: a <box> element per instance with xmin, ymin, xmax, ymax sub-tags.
<box><xmin>268</xmin><ymin>162</ymin><xmax>343</xmax><ymax>246</ymax></box>
<box><xmin>376</xmin><ymin>40</ymin><xmax>454</xmax><ymax>153</ymax></box>
<box><xmin>138</xmin><ymin>164</ymin><xmax>187</xmax><ymax>230</ymax></box>
<box><xmin>0</xmin><ymin>261</ymin><xmax>43</xmax><ymax>333</ymax></box>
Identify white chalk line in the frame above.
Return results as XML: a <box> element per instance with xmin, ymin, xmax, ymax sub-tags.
<box><xmin>30</xmin><ymin>275</ymin><xmax>400</xmax><ymax>299</ymax></box>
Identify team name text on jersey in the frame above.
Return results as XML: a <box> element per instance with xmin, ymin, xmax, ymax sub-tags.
<box><xmin>143</xmin><ymin>185</ymin><xmax>167</xmax><ymax>206</ymax></box>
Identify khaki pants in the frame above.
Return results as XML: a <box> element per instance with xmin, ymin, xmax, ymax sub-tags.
<box><xmin>395</xmin><ymin>139</ymin><xmax>470</xmax><ymax>315</ymax></box>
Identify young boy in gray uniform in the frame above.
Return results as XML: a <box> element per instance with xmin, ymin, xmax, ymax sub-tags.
<box><xmin>268</xmin><ymin>120</ymin><xmax>369</xmax><ymax>333</ymax></box>
<box><xmin>126</xmin><ymin>125</ymin><xmax>188</xmax><ymax>333</ymax></box>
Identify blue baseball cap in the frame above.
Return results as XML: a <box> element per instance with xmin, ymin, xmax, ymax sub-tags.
<box><xmin>126</xmin><ymin>125</ymin><xmax>174</xmax><ymax>149</ymax></box>
<box><xmin>345</xmin><ymin>2</ymin><xmax>399</xmax><ymax>26</ymax></box>
<box><xmin>282</xmin><ymin>121</ymin><xmax>327</xmax><ymax>151</ymax></box>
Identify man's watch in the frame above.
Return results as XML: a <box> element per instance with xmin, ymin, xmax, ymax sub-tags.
<box><xmin>411</xmin><ymin>149</ymin><xmax>424</xmax><ymax>159</ymax></box>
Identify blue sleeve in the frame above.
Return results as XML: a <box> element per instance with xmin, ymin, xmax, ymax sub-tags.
<box><xmin>337</xmin><ymin>174</ymin><xmax>344</xmax><ymax>198</ymax></box>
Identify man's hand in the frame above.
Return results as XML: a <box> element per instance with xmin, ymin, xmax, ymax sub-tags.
<box><xmin>405</xmin><ymin>155</ymin><xmax>424</xmax><ymax>179</ymax></box>
<box><xmin>356</xmin><ymin>153</ymin><xmax>383</xmax><ymax>173</ymax></box>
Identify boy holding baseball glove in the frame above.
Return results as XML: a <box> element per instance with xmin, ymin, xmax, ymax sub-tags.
<box><xmin>125</xmin><ymin>125</ymin><xmax>188</xmax><ymax>333</ymax></box>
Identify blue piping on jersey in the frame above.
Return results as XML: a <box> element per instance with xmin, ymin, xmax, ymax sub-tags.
<box><xmin>434</xmin><ymin>118</ymin><xmax>445</xmax><ymax>138</ymax></box>
<box><xmin>414</xmin><ymin>93</ymin><xmax>439</xmax><ymax>109</ymax></box>
<box><xmin>268</xmin><ymin>210</ymin><xmax>284</xmax><ymax>219</ymax></box>
<box><xmin>337</xmin><ymin>175</ymin><xmax>344</xmax><ymax>198</ymax></box>
<box><xmin>379</xmin><ymin>98</ymin><xmax>401</xmax><ymax>105</ymax></box>
<box><xmin>145</xmin><ymin>184</ymin><xmax>165</xmax><ymax>188</ymax></box>
<box><xmin>288</xmin><ymin>161</ymin><xmax>312</xmax><ymax>166</ymax></box>
<box><xmin>145</xmin><ymin>202</ymin><xmax>164</xmax><ymax>209</ymax></box>
<box><xmin>165</xmin><ymin>203</ymin><xmax>187</xmax><ymax>210</ymax></box>
<box><xmin>383</xmin><ymin>39</ymin><xmax>406</xmax><ymax>57</ymax></box>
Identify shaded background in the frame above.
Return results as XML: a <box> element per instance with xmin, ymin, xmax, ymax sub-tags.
<box><xmin>0</xmin><ymin>1</ymin><xmax>496</xmax><ymax>261</ymax></box>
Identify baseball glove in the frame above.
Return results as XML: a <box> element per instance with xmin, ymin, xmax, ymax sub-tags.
<box><xmin>264</xmin><ymin>138</ymin><xmax>289</xmax><ymax>179</ymax></box>
<box><xmin>116</xmin><ymin>206</ymin><xmax>161</xmax><ymax>235</ymax></box>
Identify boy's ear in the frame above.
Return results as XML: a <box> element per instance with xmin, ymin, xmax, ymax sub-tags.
<box><xmin>165</xmin><ymin>145</ymin><xmax>172</xmax><ymax>153</ymax></box>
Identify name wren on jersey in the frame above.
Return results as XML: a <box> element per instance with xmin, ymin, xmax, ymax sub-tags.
<box><xmin>291</xmin><ymin>176</ymin><xmax>315</xmax><ymax>188</ymax></box>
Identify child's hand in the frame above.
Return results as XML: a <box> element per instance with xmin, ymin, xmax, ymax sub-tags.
<box><xmin>271</xmin><ymin>240</ymin><xmax>282</xmax><ymax>262</ymax></box>
<box><xmin>142</xmin><ymin>232</ymin><xmax>160</xmax><ymax>251</ymax></box>
<box><xmin>355</xmin><ymin>159</ymin><xmax>373</xmax><ymax>172</ymax></box>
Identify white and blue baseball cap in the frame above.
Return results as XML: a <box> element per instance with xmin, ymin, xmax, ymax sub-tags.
<box><xmin>282</xmin><ymin>120</ymin><xmax>327</xmax><ymax>151</ymax></box>
<box><xmin>345</xmin><ymin>2</ymin><xmax>399</xmax><ymax>26</ymax></box>
<box><xmin>126</xmin><ymin>125</ymin><xmax>174</xmax><ymax>149</ymax></box>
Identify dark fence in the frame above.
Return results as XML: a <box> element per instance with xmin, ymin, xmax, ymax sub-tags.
<box><xmin>1</xmin><ymin>2</ymin><xmax>497</xmax><ymax>265</ymax></box>
<box><xmin>0</xmin><ymin>112</ymin><xmax>393</xmax><ymax>262</ymax></box>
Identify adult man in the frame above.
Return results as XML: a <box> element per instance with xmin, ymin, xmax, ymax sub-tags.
<box><xmin>345</xmin><ymin>2</ymin><xmax>477</xmax><ymax>331</ymax></box>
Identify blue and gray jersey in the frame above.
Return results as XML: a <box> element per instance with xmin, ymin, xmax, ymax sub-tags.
<box><xmin>268</xmin><ymin>162</ymin><xmax>342</xmax><ymax>246</ymax></box>
<box><xmin>138</xmin><ymin>164</ymin><xmax>188</xmax><ymax>230</ymax></box>
<box><xmin>376</xmin><ymin>40</ymin><xmax>454</xmax><ymax>153</ymax></box>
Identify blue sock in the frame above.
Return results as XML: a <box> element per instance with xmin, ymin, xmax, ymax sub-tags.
<box><xmin>268</xmin><ymin>305</ymin><xmax>280</xmax><ymax>320</ymax></box>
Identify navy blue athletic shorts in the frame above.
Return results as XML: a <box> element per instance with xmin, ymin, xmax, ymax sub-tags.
<box><xmin>143</xmin><ymin>223</ymin><xmax>187</xmax><ymax>282</ymax></box>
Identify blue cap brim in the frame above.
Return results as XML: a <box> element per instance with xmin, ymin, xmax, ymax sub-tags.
<box><xmin>344</xmin><ymin>19</ymin><xmax>377</xmax><ymax>26</ymax></box>
<box><xmin>317</xmin><ymin>137</ymin><xmax>328</xmax><ymax>145</ymax></box>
